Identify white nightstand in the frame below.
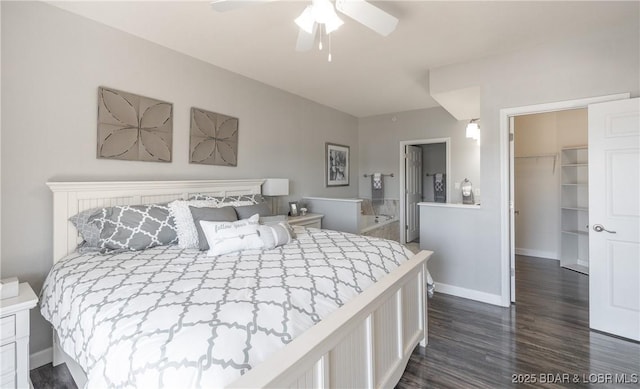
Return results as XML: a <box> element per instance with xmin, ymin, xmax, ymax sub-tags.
<box><xmin>288</xmin><ymin>213</ymin><xmax>324</xmax><ymax>229</ymax></box>
<box><xmin>1</xmin><ymin>283</ymin><xmax>38</xmax><ymax>389</ymax></box>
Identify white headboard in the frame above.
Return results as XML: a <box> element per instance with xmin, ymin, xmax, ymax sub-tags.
<box><xmin>46</xmin><ymin>179</ymin><xmax>265</xmax><ymax>264</ymax></box>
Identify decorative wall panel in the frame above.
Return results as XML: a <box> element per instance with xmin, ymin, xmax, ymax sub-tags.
<box><xmin>97</xmin><ymin>87</ymin><xmax>173</xmax><ymax>162</ymax></box>
<box><xmin>190</xmin><ymin>107</ymin><xmax>238</xmax><ymax>167</ymax></box>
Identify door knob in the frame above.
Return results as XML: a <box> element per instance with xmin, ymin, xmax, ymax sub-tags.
<box><xmin>593</xmin><ymin>224</ymin><xmax>616</xmax><ymax>234</ymax></box>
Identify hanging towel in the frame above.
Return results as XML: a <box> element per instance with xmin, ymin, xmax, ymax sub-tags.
<box><xmin>372</xmin><ymin>173</ymin><xmax>382</xmax><ymax>189</ymax></box>
<box><xmin>371</xmin><ymin>173</ymin><xmax>384</xmax><ymax>207</ymax></box>
<box><xmin>434</xmin><ymin>173</ymin><xmax>446</xmax><ymax>203</ymax></box>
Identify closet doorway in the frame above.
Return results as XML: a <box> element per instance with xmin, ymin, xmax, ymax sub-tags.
<box><xmin>513</xmin><ymin>109</ymin><xmax>588</xmax><ymax>265</ymax></box>
<box><xmin>399</xmin><ymin>138</ymin><xmax>451</xmax><ymax>244</ymax></box>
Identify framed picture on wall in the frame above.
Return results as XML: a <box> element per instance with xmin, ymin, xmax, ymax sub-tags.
<box><xmin>326</xmin><ymin>143</ymin><xmax>350</xmax><ymax>187</ymax></box>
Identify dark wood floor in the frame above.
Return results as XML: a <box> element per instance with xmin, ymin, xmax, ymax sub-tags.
<box><xmin>32</xmin><ymin>256</ymin><xmax>639</xmax><ymax>388</ymax></box>
<box><xmin>397</xmin><ymin>255</ymin><xmax>640</xmax><ymax>388</ymax></box>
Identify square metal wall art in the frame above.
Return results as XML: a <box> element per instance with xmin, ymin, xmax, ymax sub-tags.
<box><xmin>189</xmin><ymin>107</ymin><xmax>238</xmax><ymax>167</ymax></box>
<box><xmin>97</xmin><ymin>87</ymin><xmax>173</xmax><ymax>162</ymax></box>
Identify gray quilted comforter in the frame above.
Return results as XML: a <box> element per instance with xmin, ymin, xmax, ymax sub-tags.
<box><xmin>41</xmin><ymin>227</ymin><xmax>412</xmax><ymax>388</ymax></box>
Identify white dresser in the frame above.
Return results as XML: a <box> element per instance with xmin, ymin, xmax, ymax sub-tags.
<box><xmin>288</xmin><ymin>213</ymin><xmax>323</xmax><ymax>229</ymax></box>
<box><xmin>1</xmin><ymin>283</ymin><xmax>38</xmax><ymax>389</ymax></box>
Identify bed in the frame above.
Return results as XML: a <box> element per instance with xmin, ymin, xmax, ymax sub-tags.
<box><xmin>43</xmin><ymin>179</ymin><xmax>431</xmax><ymax>388</ymax></box>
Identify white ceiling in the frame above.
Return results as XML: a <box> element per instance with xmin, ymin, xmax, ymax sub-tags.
<box><xmin>49</xmin><ymin>1</ymin><xmax>638</xmax><ymax>118</ymax></box>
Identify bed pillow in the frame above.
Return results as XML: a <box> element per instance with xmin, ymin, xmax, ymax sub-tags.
<box><xmin>234</xmin><ymin>202</ymin><xmax>273</xmax><ymax>219</ymax></box>
<box><xmin>89</xmin><ymin>204</ymin><xmax>177</xmax><ymax>251</ymax></box>
<box><xmin>69</xmin><ymin>208</ymin><xmax>103</xmax><ymax>250</ymax></box>
<box><xmin>168</xmin><ymin>200</ymin><xmax>221</xmax><ymax>249</ymax></box>
<box><xmin>258</xmin><ymin>222</ymin><xmax>294</xmax><ymax>250</ymax></box>
<box><xmin>200</xmin><ymin>214</ymin><xmax>263</xmax><ymax>256</ymax></box>
<box><xmin>189</xmin><ymin>206</ymin><xmax>238</xmax><ymax>251</ymax></box>
<box><xmin>259</xmin><ymin>216</ymin><xmax>296</xmax><ymax>239</ymax></box>
<box><xmin>190</xmin><ymin>193</ymin><xmax>265</xmax><ymax>206</ymax></box>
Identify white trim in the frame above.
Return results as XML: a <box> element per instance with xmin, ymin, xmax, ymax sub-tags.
<box><xmin>30</xmin><ymin>347</ymin><xmax>53</xmax><ymax>369</ymax></box>
<box><xmin>514</xmin><ymin>248</ymin><xmax>558</xmax><ymax>260</ymax></box>
<box><xmin>434</xmin><ymin>283</ymin><xmax>503</xmax><ymax>306</ymax></box>
<box><xmin>499</xmin><ymin>93</ymin><xmax>630</xmax><ymax>306</ymax></box>
<box><xmin>399</xmin><ymin>137</ymin><xmax>451</xmax><ymax>244</ymax></box>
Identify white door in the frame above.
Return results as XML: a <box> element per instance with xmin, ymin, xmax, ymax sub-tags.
<box><xmin>588</xmin><ymin>97</ymin><xmax>640</xmax><ymax>341</ymax></box>
<box><xmin>509</xmin><ymin>117</ymin><xmax>516</xmax><ymax>302</ymax></box>
<box><xmin>405</xmin><ymin>145</ymin><xmax>422</xmax><ymax>243</ymax></box>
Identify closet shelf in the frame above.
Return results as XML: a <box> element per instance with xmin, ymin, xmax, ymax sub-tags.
<box><xmin>514</xmin><ymin>153</ymin><xmax>558</xmax><ymax>173</ymax></box>
<box><xmin>560</xmin><ymin>146</ymin><xmax>589</xmax><ymax>275</ymax></box>
<box><xmin>561</xmin><ymin>206</ymin><xmax>588</xmax><ymax>211</ymax></box>
<box><xmin>562</xmin><ymin>230</ymin><xmax>589</xmax><ymax>236</ymax></box>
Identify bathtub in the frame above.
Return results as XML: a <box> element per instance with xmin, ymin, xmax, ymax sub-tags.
<box><xmin>360</xmin><ymin>215</ymin><xmax>400</xmax><ymax>242</ymax></box>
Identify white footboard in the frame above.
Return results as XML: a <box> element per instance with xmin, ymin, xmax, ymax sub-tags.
<box><xmin>228</xmin><ymin>250</ymin><xmax>432</xmax><ymax>389</ymax></box>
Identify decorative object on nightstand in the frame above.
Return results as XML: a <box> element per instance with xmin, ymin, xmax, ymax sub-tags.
<box><xmin>288</xmin><ymin>213</ymin><xmax>324</xmax><ymax>229</ymax></box>
<box><xmin>289</xmin><ymin>201</ymin><xmax>300</xmax><ymax>217</ymax></box>
<box><xmin>0</xmin><ymin>278</ymin><xmax>19</xmax><ymax>300</ymax></box>
<box><xmin>0</xmin><ymin>282</ymin><xmax>38</xmax><ymax>389</ymax></box>
<box><xmin>262</xmin><ymin>178</ymin><xmax>290</xmax><ymax>215</ymax></box>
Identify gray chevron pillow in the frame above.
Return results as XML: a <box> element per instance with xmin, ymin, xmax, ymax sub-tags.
<box><xmin>90</xmin><ymin>204</ymin><xmax>178</xmax><ymax>251</ymax></box>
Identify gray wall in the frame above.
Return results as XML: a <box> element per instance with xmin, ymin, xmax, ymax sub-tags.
<box><xmin>358</xmin><ymin>107</ymin><xmax>481</xmax><ymax>204</ymax></box>
<box><xmin>428</xmin><ymin>21</ymin><xmax>639</xmax><ymax>298</ymax></box>
<box><xmin>0</xmin><ymin>2</ymin><xmax>358</xmax><ymax>355</ymax></box>
<box><xmin>421</xmin><ymin>143</ymin><xmax>446</xmax><ymax>202</ymax></box>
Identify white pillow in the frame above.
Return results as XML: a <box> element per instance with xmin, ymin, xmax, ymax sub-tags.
<box><xmin>168</xmin><ymin>200</ymin><xmax>220</xmax><ymax>249</ymax></box>
<box><xmin>201</xmin><ymin>214</ymin><xmax>263</xmax><ymax>256</ymax></box>
<box><xmin>258</xmin><ymin>222</ymin><xmax>294</xmax><ymax>250</ymax></box>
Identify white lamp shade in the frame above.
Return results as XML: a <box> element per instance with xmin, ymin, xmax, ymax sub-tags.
<box><xmin>262</xmin><ymin>179</ymin><xmax>290</xmax><ymax>196</ymax></box>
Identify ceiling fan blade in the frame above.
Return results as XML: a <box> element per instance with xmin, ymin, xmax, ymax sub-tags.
<box><xmin>295</xmin><ymin>24</ymin><xmax>318</xmax><ymax>52</ymax></box>
<box><xmin>335</xmin><ymin>0</ymin><xmax>398</xmax><ymax>36</ymax></box>
<box><xmin>210</xmin><ymin>0</ymin><xmax>275</xmax><ymax>12</ymax></box>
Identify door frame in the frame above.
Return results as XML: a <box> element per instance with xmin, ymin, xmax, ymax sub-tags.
<box><xmin>498</xmin><ymin>93</ymin><xmax>630</xmax><ymax>306</ymax></box>
<box><xmin>399</xmin><ymin>137</ymin><xmax>451</xmax><ymax>244</ymax></box>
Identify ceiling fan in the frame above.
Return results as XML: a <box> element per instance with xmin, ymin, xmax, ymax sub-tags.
<box><xmin>210</xmin><ymin>0</ymin><xmax>399</xmax><ymax>60</ymax></box>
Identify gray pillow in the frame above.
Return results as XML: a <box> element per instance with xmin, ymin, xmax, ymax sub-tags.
<box><xmin>90</xmin><ymin>204</ymin><xmax>178</xmax><ymax>251</ymax></box>
<box><xmin>234</xmin><ymin>203</ymin><xmax>272</xmax><ymax>219</ymax></box>
<box><xmin>189</xmin><ymin>206</ymin><xmax>238</xmax><ymax>250</ymax></box>
<box><xmin>69</xmin><ymin>208</ymin><xmax>102</xmax><ymax>248</ymax></box>
<box><xmin>259</xmin><ymin>215</ymin><xmax>286</xmax><ymax>224</ymax></box>
<box><xmin>260</xmin><ymin>217</ymin><xmax>297</xmax><ymax>239</ymax></box>
<box><xmin>258</xmin><ymin>222</ymin><xmax>294</xmax><ymax>250</ymax></box>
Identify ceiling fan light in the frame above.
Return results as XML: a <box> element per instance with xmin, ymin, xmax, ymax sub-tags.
<box><xmin>295</xmin><ymin>6</ymin><xmax>316</xmax><ymax>34</ymax></box>
<box><xmin>311</xmin><ymin>0</ymin><xmax>334</xmax><ymax>24</ymax></box>
<box><xmin>325</xmin><ymin>14</ymin><xmax>344</xmax><ymax>34</ymax></box>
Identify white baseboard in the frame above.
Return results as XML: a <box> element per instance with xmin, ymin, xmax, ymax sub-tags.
<box><xmin>515</xmin><ymin>248</ymin><xmax>558</xmax><ymax>260</ymax></box>
<box><xmin>30</xmin><ymin>347</ymin><xmax>53</xmax><ymax>369</ymax></box>
<box><xmin>434</xmin><ymin>283</ymin><xmax>503</xmax><ymax>306</ymax></box>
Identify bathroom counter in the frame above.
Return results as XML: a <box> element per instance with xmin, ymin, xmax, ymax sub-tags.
<box><xmin>418</xmin><ymin>202</ymin><xmax>481</xmax><ymax>209</ymax></box>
